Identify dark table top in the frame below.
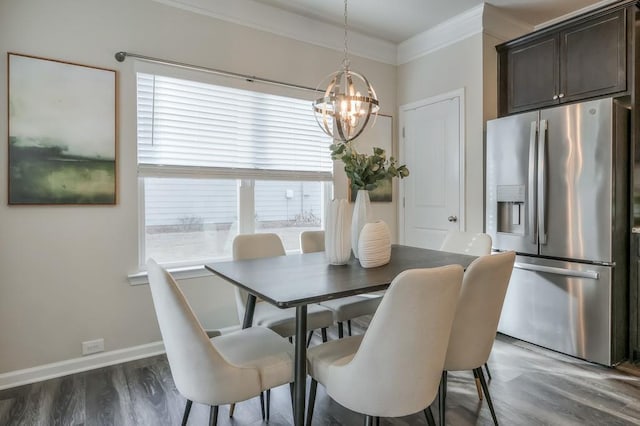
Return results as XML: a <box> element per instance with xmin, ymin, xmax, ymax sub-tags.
<box><xmin>205</xmin><ymin>245</ymin><xmax>477</xmax><ymax>308</ymax></box>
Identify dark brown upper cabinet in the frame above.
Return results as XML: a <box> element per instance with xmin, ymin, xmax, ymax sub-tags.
<box><xmin>498</xmin><ymin>7</ymin><xmax>629</xmax><ymax>116</ymax></box>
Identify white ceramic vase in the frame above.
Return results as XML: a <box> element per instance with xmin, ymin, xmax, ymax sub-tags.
<box><xmin>351</xmin><ymin>190</ymin><xmax>373</xmax><ymax>259</ymax></box>
<box><xmin>358</xmin><ymin>220</ymin><xmax>391</xmax><ymax>268</ymax></box>
<box><xmin>325</xmin><ymin>199</ymin><xmax>352</xmax><ymax>265</ymax></box>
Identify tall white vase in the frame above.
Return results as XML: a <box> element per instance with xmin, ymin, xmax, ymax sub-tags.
<box><xmin>325</xmin><ymin>199</ymin><xmax>352</xmax><ymax>265</ymax></box>
<box><xmin>351</xmin><ymin>190</ymin><xmax>373</xmax><ymax>259</ymax></box>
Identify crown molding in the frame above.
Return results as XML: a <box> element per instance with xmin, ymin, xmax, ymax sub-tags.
<box><xmin>397</xmin><ymin>4</ymin><xmax>484</xmax><ymax>65</ymax></box>
<box><xmin>150</xmin><ymin>0</ymin><xmax>397</xmax><ymax>65</ymax></box>
<box><xmin>483</xmin><ymin>3</ymin><xmax>533</xmax><ymax>43</ymax></box>
<box><xmin>534</xmin><ymin>0</ymin><xmax>619</xmax><ymax>30</ymax></box>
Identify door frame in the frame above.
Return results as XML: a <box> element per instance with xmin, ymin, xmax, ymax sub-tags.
<box><xmin>398</xmin><ymin>88</ymin><xmax>466</xmax><ymax>244</ymax></box>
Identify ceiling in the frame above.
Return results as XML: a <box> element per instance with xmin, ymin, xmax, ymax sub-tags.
<box><xmin>252</xmin><ymin>0</ymin><xmax>617</xmax><ymax>43</ymax></box>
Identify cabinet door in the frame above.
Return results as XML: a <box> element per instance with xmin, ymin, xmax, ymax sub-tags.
<box><xmin>506</xmin><ymin>35</ymin><xmax>559</xmax><ymax>114</ymax></box>
<box><xmin>560</xmin><ymin>10</ymin><xmax>626</xmax><ymax>102</ymax></box>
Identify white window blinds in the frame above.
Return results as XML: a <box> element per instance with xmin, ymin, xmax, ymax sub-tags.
<box><xmin>137</xmin><ymin>73</ymin><xmax>333</xmax><ymax>180</ymax></box>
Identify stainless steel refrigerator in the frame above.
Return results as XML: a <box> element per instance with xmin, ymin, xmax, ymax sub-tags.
<box><xmin>486</xmin><ymin>97</ymin><xmax>629</xmax><ymax>366</ymax></box>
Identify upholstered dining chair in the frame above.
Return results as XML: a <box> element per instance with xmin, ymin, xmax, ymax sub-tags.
<box><xmin>233</xmin><ymin>233</ymin><xmax>335</xmax><ymax>343</ymax></box>
<box><xmin>146</xmin><ymin>259</ymin><xmax>295</xmax><ymax>426</ymax></box>
<box><xmin>440</xmin><ymin>230</ymin><xmax>492</xmax><ymax>257</ymax></box>
<box><xmin>439</xmin><ymin>230</ymin><xmax>493</xmax><ymax>398</ymax></box>
<box><xmin>305</xmin><ymin>265</ymin><xmax>464</xmax><ymax>426</ymax></box>
<box><xmin>300</xmin><ymin>230</ymin><xmax>383</xmax><ymax>339</ymax></box>
<box><xmin>439</xmin><ymin>251</ymin><xmax>516</xmax><ymax>426</ymax></box>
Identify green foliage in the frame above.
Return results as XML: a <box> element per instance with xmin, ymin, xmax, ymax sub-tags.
<box><xmin>330</xmin><ymin>142</ymin><xmax>409</xmax><ymax>191</ymax></box>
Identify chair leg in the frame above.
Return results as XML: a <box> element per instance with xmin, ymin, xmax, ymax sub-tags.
<box><xmin>375</xmin><ymin>416</ymin><xmax>380</xmax><ymax>425</ymax></box>
<box><xmin>209</xmin><ymin>405</ymin><xmax>219</xmax><ymax>426</ymax></box>
<box><xmin>476</xmin><ymin>367</ymin><xmax>499</xmax><ymax>426</ymax></box>
<box><xmin>423</xmin><ymin>406</ymin><xmax>436</xmax><ymax>426</ymax></box>
<box><xmin>439</xmin><ymin>371</ymin><xmax>447</xmax><ymax>426</ymax></box>
<box><xmin>181</xmin><ymin>399</ymin><xmax>192</xmax><ymax>426</ymax></box>
<box><xmin>338</xmin><ymin>322</ymin><xmax>344</xmax><ymax>338</ymax></box>
<box><xmin>306</xmin><ymin>378</ymin><xmax>318</xmax><ymax>426</ymax></box>
<box><xmin>307</xmin><ymin>330</ymin><xmax>314</xmax><ymax>347</ymax></box>
<box><xmin>472</xmin><ymin>369</ymin><xmax>483</xmax><ymax>400</ymax></box>
<box><xmin>364</xmin><ymin>415</ymin><xmax>375</xmax><ymax>426</ymax></box>
<box><xmin>229</xmin><ymin>403</ymin><xmax>235</xmax><ymax>418</ymax></box>
<box><xmin>347</xmin><ymin>320</ymin><xmax>352</xmax><ymax>336</ymax></box>
<box><xmin>321</xmin><ymin>327</ymin><xmax>328</xmax><ymax>342</ymax></box>
<box><xmin>290</xmin><ymin>382</ymin><xmax>295</xmax><ymax>417</ymax></box>
<box><xmin>266</xmin><ymin>389</ymin><xmax>271</xmax><ymax>421</ymax></box>
<box><xmin>484</xmin><ymin>362</ymin><xmax>492</xmax><ymax>380</ymax></box>
<box><xmin>260</xmin><ymin>391</ymin><xmax>265</xmax><ymax>420</ymax></box>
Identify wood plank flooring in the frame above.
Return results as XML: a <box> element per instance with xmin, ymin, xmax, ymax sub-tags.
<box><xmin>2</xmin><ymin>324</ymin><xmax>640</xmax><ymax>425</ymax></box>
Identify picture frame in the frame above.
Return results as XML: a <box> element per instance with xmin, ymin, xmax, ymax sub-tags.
<box><xmin>8</xmin><ymin>53</ymin><xmax>117</xmax><ymax>205</ymax></box>
<box><xmin>348</xmin><ymin>114</ymin><xmax>393</xmax><ymax>203</ymax></box>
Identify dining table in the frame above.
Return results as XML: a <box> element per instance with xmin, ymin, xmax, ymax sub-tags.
<box><xmin>205</xmin><ymin>244</ymin><xmax>478</xmax><ymax>426</ymax></box>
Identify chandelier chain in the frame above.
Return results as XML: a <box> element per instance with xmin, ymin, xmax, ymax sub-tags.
<box><xmin>343</xmin><ymin>0</ymin><xmax>350</xmax><ymax>69</ymax></box>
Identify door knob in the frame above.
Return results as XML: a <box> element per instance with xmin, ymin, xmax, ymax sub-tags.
<box><xmin>448</xmin><ymin>216</ymin><xmax>458</xmax><ymax>223</ymax></box>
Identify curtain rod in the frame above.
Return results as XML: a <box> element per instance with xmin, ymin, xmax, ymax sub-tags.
<box><xmin>114</xmin><ymin>51</ymin><xmax>321</xmax><ymax>93</ymax></box>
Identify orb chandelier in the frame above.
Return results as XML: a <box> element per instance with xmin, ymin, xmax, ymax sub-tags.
<box><xmin>313</xmin><ymin>0</ymin><xmax>379</xmax><ymax>143</ymax></box>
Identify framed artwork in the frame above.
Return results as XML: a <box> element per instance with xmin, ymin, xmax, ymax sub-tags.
<box><xmin>8</xmin><ymin>53</ymin><xmax>117</xmax><ymax>205</ymax></box>
<box><xmin>348</xmin><ymin>114</ymin><xmax>393</xmax><ymax>202</ymax></box>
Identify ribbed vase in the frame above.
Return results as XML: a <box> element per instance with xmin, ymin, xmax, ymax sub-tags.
<box><xmin>325</xmin><ymin>199</ymin><xmax>352</xmax><ymax>265</ymax></box>
<box><xmin>358</xmin><ymin>220</ymin><xmax>391</xmax><ymax>268</ymax></box>
<box><xmin>351</xmin><ymin>190</ymin><xmax>373</xmax><ymax>259</ymax></box>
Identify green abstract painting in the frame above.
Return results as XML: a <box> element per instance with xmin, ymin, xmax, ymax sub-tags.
<box><xmin>8</xmin><ymin>53</ymin><xmax>116</xmax><ymax>205</ymax></box>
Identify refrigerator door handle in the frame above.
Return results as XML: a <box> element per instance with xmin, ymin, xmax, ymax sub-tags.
<box><xmin>537</xmin><ymin>119</ymin><xmax>548</xmax><ymax>245</ymax></box>
<box><xmin>514</xmin><ymin>262</ymin><xmax>600</xmax><ymax>280</ymax></box>
<box><xmin>528</xmin><ymin>121</ymin><xmax>538</xmax><ymax>244</ymax></box>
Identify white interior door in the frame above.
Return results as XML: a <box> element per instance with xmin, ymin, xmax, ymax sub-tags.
<box><xmin>400</xmin><ymin>92</ymin><xmax>463</xmax><ymax>249</ymax></box>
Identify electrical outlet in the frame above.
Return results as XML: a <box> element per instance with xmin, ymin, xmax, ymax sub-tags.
<box><xmin>82</xmin><ymin>338</ymin><xmax>104</xmax><ymax>355</ymax></box>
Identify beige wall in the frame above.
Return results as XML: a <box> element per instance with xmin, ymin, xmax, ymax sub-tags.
<box><xmin>0</xmin><ymin>0</ymin><xmax>396</xmax><ymax>373</ymax></box>
<box><xmin>397</xmin><ymin>34</ymin><xmax>485</xmax><ymax>233</ymax></box>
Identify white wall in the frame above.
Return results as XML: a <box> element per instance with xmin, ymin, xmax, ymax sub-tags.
<box><xmin>397</xmin><ymin>34</ymin><xmax>485</xmax><ymax>233</ymax></box>
<box><xmin>0</xmin><ymin>0</ymin><xmax>396</xmax><ymax>373</ymax></box>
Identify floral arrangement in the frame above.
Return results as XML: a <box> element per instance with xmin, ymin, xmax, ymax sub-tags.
<box><xmin>329</xmin><ymin>142</ymin><xmax>410</xmax><ymax>191</ymax></box>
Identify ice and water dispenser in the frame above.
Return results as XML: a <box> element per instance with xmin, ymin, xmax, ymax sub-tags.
<box><xmin>496</xmin><ymin>185</ymin><xmax>526</xmax><ymax>235</ymax></box>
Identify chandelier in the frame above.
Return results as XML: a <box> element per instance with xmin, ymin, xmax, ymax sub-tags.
<box><xmin>313</xmin><ymin>0</ymin><xmax>379</xmax><ymax>143</ymax></box>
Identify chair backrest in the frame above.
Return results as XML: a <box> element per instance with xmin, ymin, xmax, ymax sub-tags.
<box><xmin>444</xmin><ymin>251</ymin><xmax>516</xmax><ymax>371</ymax></box>
<box><xmin>300</xmin><ymin>230</ymin><xmax>325</xmax><ymax>254</ymax></box>
<box><xmin>325</xmin><ymin>265</ymin><xmax>463</xmax><ymax>417</ymax></box>
<box><xmin>232</xmin><ymin>233</ymin><xmax>286</xmax><ymax>320</ymax></box>
<box><xmin>440</xmin><ymin>231</ymin><xmax>492</xmax><ymax>256</ymax></box>
<box><xmin>146</xmin><ymin>259</ymin><xmax>259</xmax><ymax>404</ymax></box>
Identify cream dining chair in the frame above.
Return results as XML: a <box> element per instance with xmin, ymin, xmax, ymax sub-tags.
<box><xmin>300</xmin><ymin>230</ymin><xmax>383</xmax><ymax>339</ymax></box>
<box><xmin>146</xmin><ymin>259</ymin><xmax>295</xmax><ymax>426</ymax></box>
<box><xmin>232</xmin><ymin>233</ymin><xmax>335</xmax><ymax>343</ymax></box>
<box><xmin>439</xmin><ymin>230</ymin><xmax>494</xmax><ymax>398</ymax></box>
<box><xmin>230</xmin><ymin>233</ymin><xmax>336</xmax><ymax>420</ymax></box>
<box><xmin>439</xmin><ymin>251</ymin><xmax>516</xmax><ymax>426</ymax></box>
<box><xmin>440</xmin><ymin>230</ymin><xmax>492</xmax><ymax>257</ymax></box>
<box><xmin>305</xmin><ymin>265</ymin><xmax>464</xmax><ymax>426</ymax></box>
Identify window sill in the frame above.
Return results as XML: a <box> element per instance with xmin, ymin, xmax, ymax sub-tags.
<box><xmin>128</xmin><ymin>265</ymin><xmax>215</xmax><ymax>286</ymax></box>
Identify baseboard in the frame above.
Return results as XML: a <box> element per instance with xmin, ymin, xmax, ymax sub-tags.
<box><xmin>0</xmin><ymin>341</ymin><xmax>165</xmax><ymax>391</ymax></box>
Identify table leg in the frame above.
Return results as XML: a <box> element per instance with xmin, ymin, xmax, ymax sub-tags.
<box><xmin>242</xmin><ymin>294</ymin><xmax>257</xmax><ymax>329</ymax></box>
<box><xmin>294</xmin><ymin>305</ymin><xmax>307</xmax><ymax>426</ymax></box>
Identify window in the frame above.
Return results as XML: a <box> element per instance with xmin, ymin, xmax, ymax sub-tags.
<box><xmin>137</xmin><ymin>71</ymin><xmax>333</xmax><ymax>267</ymax></box>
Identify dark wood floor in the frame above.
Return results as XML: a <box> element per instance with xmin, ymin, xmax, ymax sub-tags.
<box><xmin>2</xmin><ymin>323</ymin><xmax>640</xmax><ymax>426</ymax></box>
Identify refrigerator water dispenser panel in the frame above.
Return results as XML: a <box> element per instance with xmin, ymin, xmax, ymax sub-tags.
<box><xmin>497</xmin><ymin>185</ymin><xmax>525</xmax><ymax>235</ymax></box>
